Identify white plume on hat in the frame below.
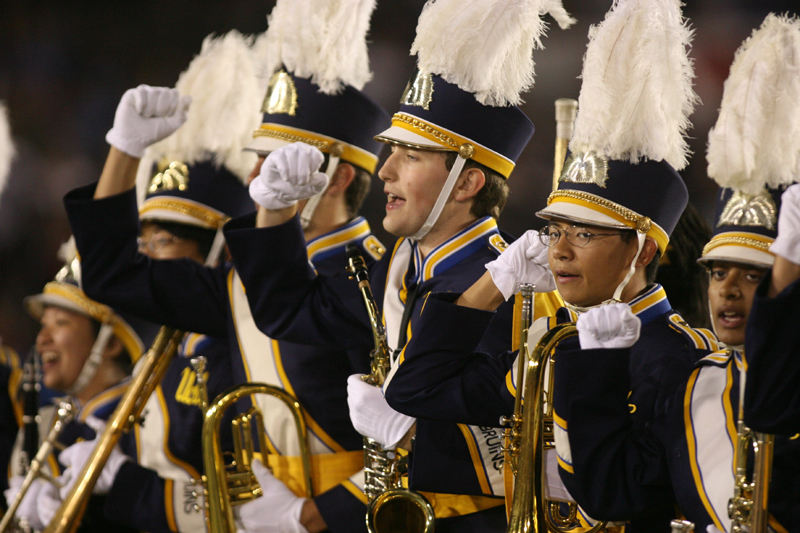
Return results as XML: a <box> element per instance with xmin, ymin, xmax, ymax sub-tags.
<box><xmin>260</xmin><ymin>0</ymin><xmax>377</xmax><ymax>94</ymax></box>
<box><xmin>136</xmin><ymin>31</ymin><xmax>262</xmax><ymax>203</ymax></box>
<box><xmin>707</xmin><ymin>14</ymin><xmax>800</xmax><ymax>195</ymax></box>
<box><xmin>0</xmin><ymin>102</ymin><xmax>15</xmax><ymax>200</ymax></box>
<box><xmin>569</xmin><ymin>0</ymin><xmax>698</xmax><ymax>170</ymax></box>
<box><xmin>411</xmin><ymin>0</ymin><xmax>575</xmax><ymax>107</ymax></box>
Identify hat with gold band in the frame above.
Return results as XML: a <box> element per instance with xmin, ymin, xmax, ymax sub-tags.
<box><xmin>245</xmin><ymin>0</ymin><xmax>390</xmax><ymax>173</ymax></box>
<box><xmin>537</xmin><ymin>156</ymin><xmax>687</xmax><ymax>255</ymax></box>
<box><xmin>25</xmin><ymin>282</ymin><xmax>144</xmax><ymax>365</ymax></box>
<box><xmin>136</xmin><ymin>31</ymin><xmax>260</xmax><ymax>231</ymax></box>
<box><xmin>700</xmin><ymin>15</ymin><xmax>800</xmax><ymax>268</ymax></box>
<box><xmin>536</xmin><ymin>0</ymin><xmax>697</xmax><ymax>255</ymax></box>
<box><xmin>247</xmin><ymin>71</ymin><xmax>389</xmax><ymax>174</ymax></box>
<box><xmin>375</xmin><ymin>72</ymin><xmax>534</xmax><ymax>179</ymax></box>
<box><xmin>698</xmin><ymin>187</ymin><xmax>782</xmax><ymax>268</ymax></box>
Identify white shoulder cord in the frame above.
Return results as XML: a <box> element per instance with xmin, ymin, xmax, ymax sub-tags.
<box><xmin>66</xmin><ymin>322</ymin><xmax>114</xmax><ymax>395</ymax></box>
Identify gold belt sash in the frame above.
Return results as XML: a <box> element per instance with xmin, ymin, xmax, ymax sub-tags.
<box><xmin>264</xmin><ymin>450</ymin><xmax>364</xmax><ymax>497</ymax></box>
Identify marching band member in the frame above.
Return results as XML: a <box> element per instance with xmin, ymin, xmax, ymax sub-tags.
<box><xmin>0</xmin><ymin>101</ymin><xmax>20</xmax><ymax>498</ymax></box>
<box><xmin>546</xmin><ymin>14</ymin><xmax>800</xmax><ymax>532</ymax></box>
<box><xmin>64</xmin><ymin>1</ymin><xmax>391</xmax><ymax>531</ymax></box>
<box><xmin>4</xmin><ymin>243</ymin><xmax>146</xmax><ymax>533</ymax></box>
<box><xmin>744</xmin><ymin>182</ymin><xmax>800</xmax><ymax>435</ymax></box>
<box><xmin>384</xmin><ymin>0</ymin><xmax>715</xmax><ymax>530</ymax></box>
<box><xmin>55</xmin><ymin>32</ymin><xmax>258</xmax><ymax>533</ymax></box>
<box><xmin>224</xmin><ymin>1</ymin><xmax>574</xmax><ymax>531</ymax></box>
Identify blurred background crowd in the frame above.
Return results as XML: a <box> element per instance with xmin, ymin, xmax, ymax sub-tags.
<box><xmin>0</xmin><ymin>0</ymin><xmax>794</xmax><ymax>353</ymax></box>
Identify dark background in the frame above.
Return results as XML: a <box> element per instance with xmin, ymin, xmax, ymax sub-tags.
<box><xmin>0</xmin><ymin>0</ymin><xmax>794</xmax><ymax>352</ymax></box>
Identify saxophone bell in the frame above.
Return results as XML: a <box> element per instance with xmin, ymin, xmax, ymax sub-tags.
<box><xmin>346</xmin><ymin>245</ymin><xmax>435</xmax><ymax>533</ymax></box>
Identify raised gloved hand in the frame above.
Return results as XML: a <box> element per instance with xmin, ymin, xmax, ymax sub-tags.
<box><xmin>249</xmin><ymin>142</ymin><xmax>329</xmax><ymax>210</ymax></box>
<box><xmin>771</xmin><ymin>183</ymin><xmax>800</xmax><ymax>265</ymax></box>
<box><xmin>106</xmin><ymin>85</ymin><xmax>191</xmax><ymax>158</ymax></box>
<box><xmin>4</xmin><ymin>475</ymin><xmax>47</xmax><ymax>530</ymax></box>
<box><xmin>234</xmin><ymin>459</ymin><xmax>308</xmax><ymax>533</ymax></box>
<box><xmin>347</xmin><ymin>374</ymin><xmax>415</xmax><ymax>448</ymax></box>
<box><xmin>577</xmin><ymin>303</ymin><xmax>641</xmax><ymax>350</ymax></box>
<box><xmin>57</xmin><ymin>416</ymin><xmax>129</xmax><ymax>496</ymax></box>
<box><xmin>486</xmin><ymin>229</ymin><xmax>555</xmax><ymax>300</ymax></box>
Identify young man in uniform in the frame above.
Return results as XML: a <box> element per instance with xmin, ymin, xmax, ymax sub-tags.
<box><xmin>225</xmin><ymin>1</ymin><xmax>574</xmax><ymax>530</ymax></box>
<box><xmin>64</xmin><ymin>2</ymin><xmax>391</xmax><ymax>531</ymax></box>
<box><xmin>54</xmin><ymin>32</ymin><xmax>257</xmax><ymax>533</ymax></box>
<box><xmin>545</xmin><ymin>15</ymin><xmax>800</xmax><ymax>531</ymax></box>
<box><xmin>382</xmin><ymin>1</ymin><xmax>717</xmax><ymax>530</ymax></box>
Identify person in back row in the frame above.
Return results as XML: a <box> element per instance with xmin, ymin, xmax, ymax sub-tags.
<box><xmin>64</xmin><ymin>1</ymin><xmax>392</xmax><ymax>530</ymax></box>
<box><xmin>224</xmin><ymin>0</ymin><xmax>574</xmax><ymax>531</ymax></box>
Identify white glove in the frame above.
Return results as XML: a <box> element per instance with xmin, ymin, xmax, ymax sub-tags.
<box><xmin>577</xmin><ymin>303</ymin><xmax>641</xmax><ymax>349</ymax></box>
<box><xmin>106</xmin><ymin>85</ymin><xmax>191</xmax><ymax>157</ymax></box>
<box><xmin>4</xmin><ymin>475</ymin><xmax>47</xmax><ymax>530</ymax></box>
<box><xmin>249</xmin><ymin>142</ymin><xmax>329</xmax><ymax>210</ymax></box>
<box><xmin>486</xmin><ymin>229</ymin><xmax>555</xmax><ymax>300</ymax></box>
<box><xmin>347</xmin><ymin>374</ymin><xmax>415</xmax><ymax>448</ymax></box>
<box><xmin>36</xmin><ymin>472</ymin><xmax>71</xmax><ymax>527</ymax></box>
<box><xmin>233</xmin><ymin>459</ymin><xmax>307</xmax><ymax>533</ymax></box>
<box><xmin>771</xmin><ymin>183</ymin><xmax>800</xmax><ymax>265</ymax></box>
<box><xmin>57</xmin><ymin>416</ymin><xmax>129</xmax><ymax>496</ymax></box>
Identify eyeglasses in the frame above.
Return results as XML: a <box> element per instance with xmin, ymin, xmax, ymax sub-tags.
<box><xmin>137</xmin><ymin>233</ymin><xmax>182</xmax><ymax>254</ymax></box>
<box><xmin>538</xmin><ymin>225</ymin><xmax>629</xmax><ymax>248</ymax></box>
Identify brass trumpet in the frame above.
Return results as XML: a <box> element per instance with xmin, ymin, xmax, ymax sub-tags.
<box><xmin>346</xmin><ymin>246</ymin><xmax>435</xmax><ymax>533</ymax></box>
<box><xmin>0</xmin><ymin>400</ymin><xmax>76</xmax><ymax>533</ymax></box>
<box><xmin>201</xmin><ymin>377</ymin><xmax>313</xmax><ymax>533</ymax></box>
<box><xmin>43</xmin><ymin>326</ymin><xmax>184</xmax><ymax>533</ymax></box>
<box><xmin>504</xmin><ymin>286</ymin><xmax>605</xmax><ymax>533</ymax></box>
<box><xmin>728</xmin><ymin>367</ymin><xmax>773</xmax><ymax>533</ymax></box>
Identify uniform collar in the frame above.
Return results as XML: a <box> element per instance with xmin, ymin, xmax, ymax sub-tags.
<box><xmin>306</xmin><ymin>216</ymin><xmax>372</xmax><ymax>263</ymax></box>
<box><xmin>698</xmin><ymin>348</ymin><xmax>746</xmax><ymax>373</ymax></box>
<box><xmin>558</xmin><ymin>284</ymin><xmax>671</xmax><ymax>327</ymax></box>
<box><xmin>408</xmin><ymin>216</ymin><xmax>499</xmax><ymax>284</ymax></box>
<box><xmin>73</xmin><ymin>378</ymin><xmax>129</xmax><ymax>423</ymax></box>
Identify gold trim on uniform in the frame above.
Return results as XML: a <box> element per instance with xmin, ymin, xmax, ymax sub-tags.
<box><xmin>701</xmin><ymin>233</ymin><xmax>773</xmax><ymax>256</ymax></box>
<box><xmin>717</xmin><ymin>189</ymin><xmax>777</xmax><ymax>229</ymax></box>
<box><xmin>139</xmin><ymin>198</ymin><xmax>227</xmax><ymax>229</ymax></box>
<box><xmin>42</xmin><ymin>283</ymin><xmax>114</xmax><ymax>323</ymax></box>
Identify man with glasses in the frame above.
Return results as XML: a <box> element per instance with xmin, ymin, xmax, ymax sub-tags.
<box><xmin>382</xmin><ymin>0</ymin><xmax>718</xmax><ymax>529</ymax></box>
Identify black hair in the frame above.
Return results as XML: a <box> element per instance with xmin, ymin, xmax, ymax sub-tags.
<box><xmin>89</xmin><ymin>319</ymin><xmax>133</xmax><ymax>375</ymax></box>
<box><xmin>654</xmin><ymin>203</ymin><xmax>712</xmax><ymax>328</ymax></box>
<box><xmin>146</xmin><ymin>220</ymin><xmax>217</xmax><ymax>259</ymax></box>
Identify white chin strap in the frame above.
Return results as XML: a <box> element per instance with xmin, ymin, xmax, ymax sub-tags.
<box><xmin>299</xmin><ymin>153</ymin><xmax>339</xmax><ymax>230</ymax></box>
<box><xmin>565</xmin><ymin>231</ymin><xmax>647</xmax><ymax>314</ymax></box>
<box><xmin>205</xmin><ymin>226</ymin><xmax>227</xmax><ymax>267</ymax></box>
<box><xmin>411</xmin><ymin>152</ymin><xmax>469</xmax><ymax>241</ymax></box>
<box><xmin>67</xmin><ymin>322</ymin><xmax>114</xmax><ymax>395</ymax></box>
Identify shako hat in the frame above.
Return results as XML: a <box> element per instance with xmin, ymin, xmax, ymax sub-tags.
<box><xmin>537</xmin><ymin>0</ymin><xmax>699</xmax><ymax>256</ymax></box>
<box><xmin>376</xmin><ymin>0</ymin><xmax>575</xmax><ymax>239</ymax></box>
<box><xmin>246</xmin><ymin>0</ymin><xmax>390</xmax><ymax>175</ymax></box>
<box><xmin>700</xmin><ymin>14</ymin><xmax>800</xmax><ymax>269</ymax></box>
<box><xmin>136</xmin><ymin>31</ymin><xmax>261</xmax><ymax>264</ymax></box>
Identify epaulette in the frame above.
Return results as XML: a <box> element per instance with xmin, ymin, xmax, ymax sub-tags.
<box><xmin>697</xmin><ymin>349</ymin><xmax>733</xmax><ymax>367</ymax></box>
<box><xmin>0</xmin><ymin>345</ymin><xmax>20</xmax><ymax>369</ymax></box>
<box><xmin>362</xmin><ymin>235</ymin><xmax>386</xmax><ymax>261</ymax></box>
<box><xmin>667</xmin><ymin>313</ymin><xmax>721</xmax><ymax>352</ymax></box>
<box><xmin>487</xmin><ymin>233</ymin><xmax>508</xmax><ymax>255</ymax></box>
